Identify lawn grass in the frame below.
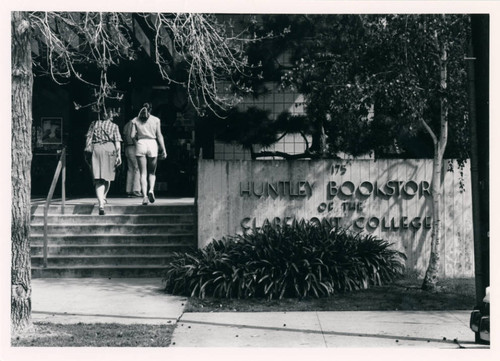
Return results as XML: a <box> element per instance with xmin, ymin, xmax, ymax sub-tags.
<box><xmin>185</xmin><ymin>277</ymin><xmax>476</xmax><ymax>312</ymax></box>
<box><xmin>11</xmin><ymin>323</ymin><xmax>175</xmax><ymax>347</ymax></box>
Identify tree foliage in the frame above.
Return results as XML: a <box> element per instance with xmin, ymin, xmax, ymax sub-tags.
<box><xmin>240</xmin><ymin>14</ymin><xmax>470</xmax><ymax>160</ymax></box>
<box><xmin>207</xmin><ymin>107</ymin><xmax>310</xmax><ymax>157</ymax></box>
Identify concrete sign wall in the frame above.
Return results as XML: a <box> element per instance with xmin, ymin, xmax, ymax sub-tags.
<box><xmin>197</xmin><ymin>159</ymin><xmax>473</xmax><ymax>278</ymax></box>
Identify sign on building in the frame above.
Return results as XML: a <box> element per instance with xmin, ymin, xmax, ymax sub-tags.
<box><xmin>197</xmin><ymin>159</ymin><xmax>473</xmax><ymax>278</ymax></box>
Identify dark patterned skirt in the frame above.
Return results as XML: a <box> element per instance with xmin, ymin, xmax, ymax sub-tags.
<box><xmin>92</xmin><ymin>142</ymin><xmax>117</xmax><ymax>181</ymax></box>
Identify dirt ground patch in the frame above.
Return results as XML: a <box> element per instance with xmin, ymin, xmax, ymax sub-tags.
<box><xmin>185</xmin><ymin>278</ymin><xmax>476</xmax><ymax>312</ymax></box>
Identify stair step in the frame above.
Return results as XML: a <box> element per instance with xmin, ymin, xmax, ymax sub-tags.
<box><xmin>30</xmin><ymin>234</ymin><xmax>195</xmax><ymax>245</ymax></box>
<box><xmin>30</xmin><ymin>198</ymin><xmax>197</xmax><ymax>278</ymax></box>
<box><xmin>30</xmin><ymin>244</ymin><xmax>195</xmax><ymax>256</ymax></box>
<box><xmin>30</xmin><ymin>224</ymin><xmax>194</xmax><ymax>234</ymax></box>
<box><xmin>30</xmin><ymin>214</ymin><xmax>195</xmax><ymax>225</ymax></box>
<box><xmin>31</xmin><ymin>266</ymin><xmax>171</xmax><ymax>278</ymax></box>
<box><xmin>31</xmin><ymin>254</ymin><xmax>178</xmax><ymax>267</ymax></box>
<box><xmin>31</xmin><ymin>204</ymin><xmax>195</xmax><ymax>215</ymax></box>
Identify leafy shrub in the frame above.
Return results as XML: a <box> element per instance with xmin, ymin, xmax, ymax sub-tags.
<box><xmin>164</xmin><ymin>222</ymin><xmax>406</xmax><ymax>299</ymax></box>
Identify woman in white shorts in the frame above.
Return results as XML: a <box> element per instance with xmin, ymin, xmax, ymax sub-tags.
<box><xmin>130</xmin><ymin>103</ymin><xmax>167</xmax><ymax>205</ymax></box>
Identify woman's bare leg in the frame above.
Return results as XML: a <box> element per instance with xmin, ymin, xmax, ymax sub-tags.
<box><xmin>136</xmin><ymin>156</ymin><xmax>148</xmax><ymax>204</ymax></box>
<box><xmin>95</xmin><ymin>180</ymin><xmax>106</xmax><ymax>208</ymax></box>
<box><xmin>147</xmin><ymin>157</ymin><xmax>158</xmax><ymax>199</ymax></box>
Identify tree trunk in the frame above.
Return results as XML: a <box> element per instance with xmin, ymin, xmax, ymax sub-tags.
<box><xmin>468</xmin><ymin>14</ymin><xmax>490</xmax><ymax>306</ymax></box>
<box><xmin>309</xmin><ymin>117</ymin><xmax>326</xmax><ymax>156</ymax></box>
<box><xmin>422</xmin><ymin>33</ymin><xmax>448</xmax><ymax>291</ymax></box>
<box><xmin>11</xmin><ymin>11</ymin><xmax>34</xmax><ymax>335</ymax></box>
<box><xmin>421</xmin><ymin>150</ymin><xmax>444</xmax><ymax>291</ymax></box>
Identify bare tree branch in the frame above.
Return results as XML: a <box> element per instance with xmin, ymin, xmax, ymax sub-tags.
<box><xmin>30</xmin><ymin>12</ymin><xmax>266</xmax><ymax>116</ymax></box>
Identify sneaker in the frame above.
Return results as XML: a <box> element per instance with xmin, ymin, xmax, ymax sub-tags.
<box><xmin>98</xmin><ymin>207</ymin><xmax>105</xmax><ymax>215</ymax></box>
<box><xmin>132</xmin><ymin>191</ymin><xmax>143</xmax><ymax>197</ymax></box>
<box><xmin>126</xmin><ymin>192</ymin><xmax>134</xmax><ymax>198</ymax></box>
<box><xmin>148</xmin><ymin>191</ymin><xmax>155</xmax><ymax>203</ymax></box>
<box><xmin>142</xmin><ymin>197</ymin><xmax>148</xmax><ymax>205</ymax></box>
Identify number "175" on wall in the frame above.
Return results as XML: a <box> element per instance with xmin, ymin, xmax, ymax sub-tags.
<box><xmin>331</xmin><ymin>164</ymin><xmax>347</xmax><ymax>175</ymax></box>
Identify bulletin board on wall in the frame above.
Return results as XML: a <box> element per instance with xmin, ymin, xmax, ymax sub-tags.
<box><xmin>34</xmin><ymin>117</ymin><xmax>64</xmax><ymax>151</ymax></box>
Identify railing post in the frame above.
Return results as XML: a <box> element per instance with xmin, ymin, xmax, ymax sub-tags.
<box><xmin>43</xmin><ymin>147</ymin><xmax>65</xmax><ymax>268</ymax></box>
<box><xmin>42</xmin><ymin>205</ymin><xmax>48</xmax><ymax>268</ymax></box>
<box><xmin>61</xmin><ymin>148</ymin><xmax>66</xmax><ymax>214</ymax></box>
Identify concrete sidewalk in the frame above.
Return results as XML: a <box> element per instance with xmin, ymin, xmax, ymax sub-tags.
<box><xmin>31</xmin><ymin>278</ymin><xmax>186</xmax><ymax>325</ymax></box>
<box><xmin>31</xmin><ymin>278</ymin><xmax>488</xmax><ymax>348</ymax></box>
<box><xmin>172</xmin><ymin>310</ymin><xmax>486</xmax><ymax>348</ymax></box>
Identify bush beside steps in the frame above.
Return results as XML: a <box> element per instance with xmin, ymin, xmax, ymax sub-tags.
<box><xmin>164</xmin><ymin>222</ymin><xmax>406</xmax><ymax>300</ymax></box>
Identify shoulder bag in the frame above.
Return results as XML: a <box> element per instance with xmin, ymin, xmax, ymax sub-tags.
<box><xmin>84</xmin><ymin>121</ymin><xmax>96</xmax><ymax>153</ymax></box>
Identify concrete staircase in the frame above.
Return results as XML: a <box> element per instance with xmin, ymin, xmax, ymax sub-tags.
<box><xmin>30</xmin><ymin>199</ymin><xmax>197</xmax><ymax>278</ymax></box>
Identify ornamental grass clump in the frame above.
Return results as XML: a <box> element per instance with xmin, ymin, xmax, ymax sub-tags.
<box><xmin>164</xmin><ymin>222</ymin><xmax>406</xmax><ymax>299</ymax></box>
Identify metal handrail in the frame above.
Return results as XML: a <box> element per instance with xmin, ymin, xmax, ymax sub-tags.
<box><xmin>42</xmin><ymin>147</ymin><xmax>66</xmax><ymax>268</ymax></box>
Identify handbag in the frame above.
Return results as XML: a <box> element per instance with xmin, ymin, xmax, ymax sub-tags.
<box><xmin>84</xmin><ymin>122</ymin><xmax>95</xmax><ymax>153</ymax></box>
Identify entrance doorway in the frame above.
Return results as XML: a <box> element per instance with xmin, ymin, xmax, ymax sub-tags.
<box><xmin>31</xmin><ymin>82</ymin><xmax>197</xmax><ymax>199</ymax></box>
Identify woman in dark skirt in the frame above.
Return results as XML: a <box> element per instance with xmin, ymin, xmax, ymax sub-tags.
<box><xmin>85</xmin><ymin>112</ymin><xmax>122</xmax><ymax>215</ymax></box>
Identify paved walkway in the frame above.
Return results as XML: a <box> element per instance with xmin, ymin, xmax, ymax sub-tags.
<box><xmin>31</xmin><ymin>278</ymin><xmax>488</xmax><ymax>348</ymax></box>
<box><xmin>32</xmin><ymin>278</ymin><xmax>186</xmax><ymax>325</ymax></box>
<box><xmin>172</xmin><ymin>310</ymin><xmax>483</xmax><ymax>348</ymax></box>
